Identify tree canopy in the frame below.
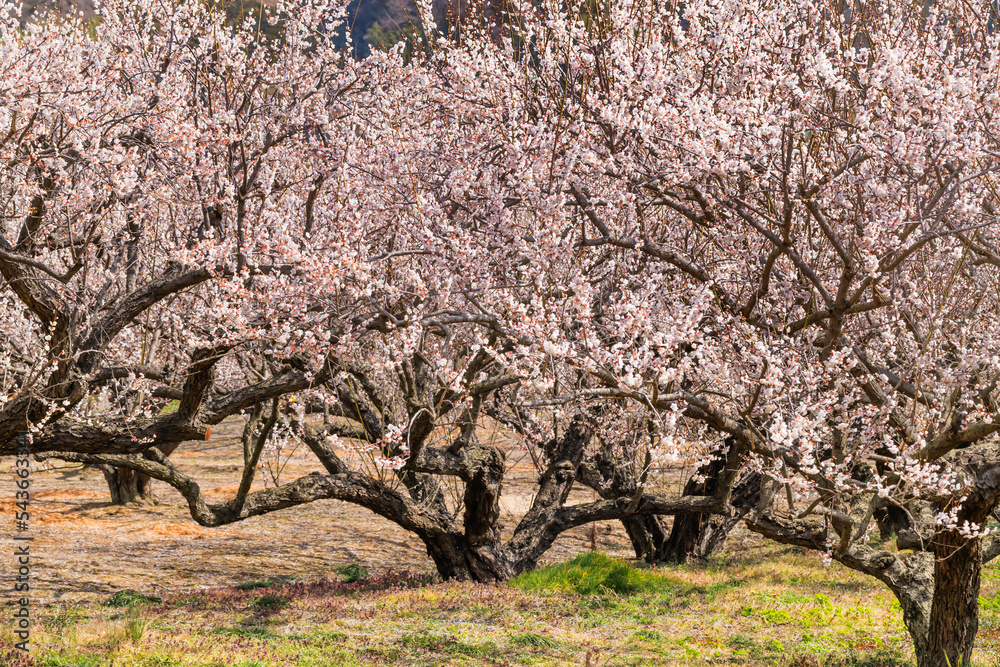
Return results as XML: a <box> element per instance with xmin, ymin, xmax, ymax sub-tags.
<box><xmin>3</xmin><ymin>0</ymin><xmax>1000</xmax><ymax>664</ymax></box>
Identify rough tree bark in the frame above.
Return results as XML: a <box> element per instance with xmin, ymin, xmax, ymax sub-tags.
<box><xmin>98</xmin><ymin>465</ymin><xmax>155</xmax><ymax>505</ymax></box>
<box><xmin>922</xmin><ymin>530</ymin><xmax>981</xmax><ymax>667</ymax></box>
<box><xmin>658</xmin><ymin>456</ymin><xmax>761</xmax><ymax>564</ymax></box>
<box><xmin>97</xmin><ymin>442</ymin><xmax>183</xmax><ymax>505</ymax></box>
<box><xmin>907</xmin><ymin>450</ymin><xmax>1000</xmax><ymax>667</ymax></box>
<box><xmin>438</xmin><ymin>444</ymin><xmax>515</xmax><ymax>582</ymax></box>
<box><xmin>422</xmin><ymin>531</ymin><xmax>515</xmax><ymax>582</ymax></box>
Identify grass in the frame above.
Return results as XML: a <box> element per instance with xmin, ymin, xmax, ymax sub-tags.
<box><xmin>335</xmin><ymin>563</ymin><xmax>370</xmax><ymax>583</ymax></box>
<box><xmin>248</xmin><ymin>594</ymin><xmax>287</xmax><ymax>610</ymax></box>
<box><xmin>511</xmin><ymin>552</ymin><xmax>690</xmax><ymax>596</ymax></box>
<box><xmin>212</xmin><ymin>626</ymin><xmax>277</xmax><ymax>639</ymax></box>
<box><xmin>510</xmin><ymin>632</ymin><xmax>560</xmax><ymax>648</ymax></box>
<box><xmin>21</xmin><ymin>542</ymin><xmax>1000</xmax><ymax>666</ymax></box>
<box><xmin>104</xmin><ymin>590</ymin><xmax>162</xmax><ymax>608</ymax></box>
<box><xmin>126</xmin><ymin>612</ymin><xmax>151</xmax><ymax>644</ymax></box>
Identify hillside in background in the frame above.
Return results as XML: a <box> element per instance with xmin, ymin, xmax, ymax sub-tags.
<box><xmin>20</xmin><ymin>0</ymin><xmax>446</xmax><ymax>58</ymax></box>
<box><xmin>343</xmin><ymin>0</ymin><xmax>426</xmax><ymax>56</ymax></box>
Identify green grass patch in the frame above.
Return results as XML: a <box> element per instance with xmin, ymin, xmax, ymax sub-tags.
<box><xmin>40</xmin><ymin>654</ymin><xmax>105</xmax><ymax>667</ymax></box>
<box><xmin>135</xmin><ymin>656</ymin><xmax>181</xmax><ymax>667</ymax></box>
<box><xmin>630</xmin><ymin>628</ymin><xmax>662</xmax><ymax>643</ymax></box>
<box><xmin>235</xmin><ymin>580</ymin><xmax>275</xmax><ymax>591</ymax></box>
<box><xmin>309</xmin><ymin>629</ymin><xmax>349</xmax><ymax>642</ymax></box>
<box><xmin>510</xmin><ymin>552</ymin><xmax>688</xmax><ymax>597</ymax></box>
<box><xmin>104</xmin><ymin>590</ymin><xmax>162</xmax><ymax>608</ymax></box>
<box><xmin>127</xmin><ymin>612</ymin><xmax>151</xmax><ymax>644</ymax></box>
<box><xmin>250</xmin><ymin>594</ymin><xmax>287</xmax><ymax>610</ymax></box>
<box><xmin>701</xmin><ymin>577</ymin><xmax>747</xmax><ymax>600</ymax></box>
<box><xmin>741</xmin><ymin>605</ymin><xmax>794</xmax><ymax>625</ymax></box>
<box><xmin>509</xmin><ymin>632</ymin><xmax>559</xmax><ymax>648</ymax></box>
<box><xmin>981</xmin><ymin>593</ymin><xmax>1000</xmax><ymax>615</ymax></box>
<box><xmin>44</xmin><ymin>605</ymin><xmax>86</xmax><ymax>636</ymax></box>
<box><xmin>211</xmin><ymin>625</ymin><xmax>277</xmax><ymax>639</ymax></box>
<box><xmin>399</xmin><ymin>629</ymin><xmax>449</xmax><ymax>650</ymax></box>
<box><xmin>821</xmin><ymin>648</ymin><xmax>912</xmax><ymax>666</ymax></box>
<box><xmin>335</xmin><ymin>563</ymin><xmax>370</xmax><ymax>583</ymax></box>
<box><xmin>446</xmin><ymin>639</ymin><xmax>498</xmax><ymax>658</ymax></box>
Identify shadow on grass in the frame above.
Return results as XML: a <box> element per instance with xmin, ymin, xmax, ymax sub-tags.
<box><xmin>164</xmin><ymin>569</ymin><xmax>437</xmax><ymax>612</ymax></box>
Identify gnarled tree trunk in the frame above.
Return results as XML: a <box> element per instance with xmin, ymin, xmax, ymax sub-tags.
<box><xmin>99</xmin><ymin>464</ymin><xmax>155</xmax><ymax>505</ymax></box>
<box><xmin>620</xmin><ymin>514</ymin><xmax>668</xmax><ymax>561</ymax></box>
<box><xmin>917</xmin><ymin>532</ymin><xmax>983</xmax><ymax>667</ymax></box>
<box><xmin>886</xmin><ymin>530</ymin><xmax>983</xmax><ymax>667</ymax></box>
<box><xmin>658</xmin><ymin>466</ymin><xmax>761</xmax><ymax>563</ymax></box>
<box><xmin>99</xmin><ymin>442</ymin><xmax>181</xmax><ymax>505</ymax></box>
<box><xmin>448</xmin><ymin>443</ymin><xmax>515</xmax><ymax>582</ymax></box>
<box><xmin>581</xmin><ymin>437</ymin><xmax>759</xmax><ymax>564</ymax></box>
<box><xmin>423</xmin><ymin>533</ymin><xmax>514</xmax><ymax>582</ymax></box>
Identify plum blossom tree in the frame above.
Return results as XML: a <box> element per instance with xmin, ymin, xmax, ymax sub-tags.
<box><xmin>0</xmin><ymin>0</ymin><xmax>734</xmax><ymax>583</ymax></box>
<box><xmin>329</xmin><ymin>0</ymin><xmax>1000</xmax><ymax>663</ymax></box>
<box><xmin>458</xmin><ymin>0</ymin><xmax>1000</xmax><ymax>664</ymax></box>
<box><xmin>6</xmin><ymin>0</ymin><xmax>1000</xmax><ymax>663</ymax></box>
<box><xmin>0</xmin><ymin>0</ymin><xmax>353</xmax><ymax>447</ymax></box>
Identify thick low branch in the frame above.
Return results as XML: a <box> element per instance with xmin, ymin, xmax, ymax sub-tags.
<box><xmin>204</xmin><ymin>364</ymin><xmax>331</xmax><ymax>423</ymax></box>
<box><xmin>408</xmin><ymin>445</ymin><xmax>471</xmax><ymax>478</ymax></box>
<box><xmin>508</xmin><ymin>493</ymin><xmax>722</xmax><ymax>569</ymax></box>
<box><xmin>41</xmin><ymin>449</ymin><xmax>446</xmax><ymax>538</ymax></box>
<box><xmin>90</xmin><ymin>365</ymin><xmax>169</xmax><ymax>385</ymax></box>
<box><xmin>12</xmin><ymin>414</ymin><xmax>209</xmax><ymax>455</ymax></box>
